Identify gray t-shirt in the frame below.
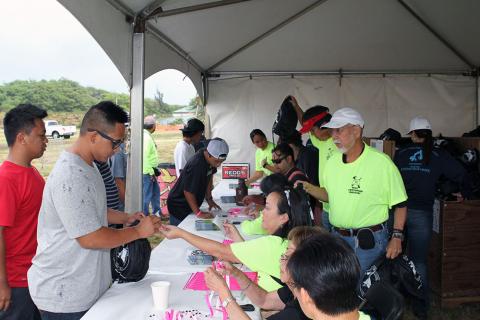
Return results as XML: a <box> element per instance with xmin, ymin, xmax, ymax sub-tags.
<box><xmin>28</xmin><ymin>151</ymin><xmax>111</xmax><ymax>313</ymax></box>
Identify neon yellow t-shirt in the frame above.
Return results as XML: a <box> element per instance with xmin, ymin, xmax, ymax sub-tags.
<box><xmin>359</xmin><ymin>311</ymin><xmax>371</xmax><ymax>319</ymax></box>
<box><xmin>309</xmin><ymin>135</ymin><xmax>338</xmax><ymax>212</ymax></box>
<box><xmin>323</xmin><ymin>144</ymin><xmax>407</xmax><ymax>228</ymax></box>
<box><xmin>255</xmin><ymin>142</ymin><xmax>275</xmax><ymax>175</ymax></box>
<box><xmin>143</xmin><ymin>129</ymin><xmax>159</xmax><ymax>175</ymax></box>
<box><xmin>240</xmin><ymin>213</ymin><xmax>268</xmax><ymax>235</ymax></box>
<box><xmin>231</xmin><ymin>235</ymin><xmax>288</xmax><ymax>291</ymax></box>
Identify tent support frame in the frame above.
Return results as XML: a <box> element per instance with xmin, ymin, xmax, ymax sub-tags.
<box><xmin>145</xmin><ymin>0</ymin><xmax>253</xmax><ymax>19</ymax></box>
<box><xmin>207</xmin><ymin>0</ymin><xmax>330</xmax><ymax>71</ymax></box>
<box><xmin>125</xmin><ymin>18</ymin><xmax>146</xmax><ymax>213</ymax></box>
<box><xmin>207</xmin><ymin>70</ymin><xmax>473</xmax><ymax>78</ymax></box>
<box><xmin>397</xmin><ymin>0</ymin><xmax>475</xmax><ymax>70</ymax></box>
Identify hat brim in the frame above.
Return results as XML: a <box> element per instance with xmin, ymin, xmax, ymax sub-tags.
<box><xmin>321</xmin><ymin>119</ymin><xmax>349</xmax><ymax>129</ymax></box>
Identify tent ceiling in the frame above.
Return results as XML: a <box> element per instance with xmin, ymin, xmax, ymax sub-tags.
<box><xmin>59</xmin><ymin>0</ymin><xmax>480</xmax><ymax>92</ymax></box>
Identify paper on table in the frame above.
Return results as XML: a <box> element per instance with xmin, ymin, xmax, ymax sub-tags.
<box><xmin>184</xmin><ymin>271</ymin><xmax>258</xmax><ymax>291</ymax></box>
<box><xmin>212</xmin><ymin>215</ymin><xmax>225</xmax><ymax>233</ymax></box>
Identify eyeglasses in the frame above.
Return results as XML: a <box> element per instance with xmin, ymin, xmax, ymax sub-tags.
<box><xmin>272</xmin><ymin>156</ymin><xmax>286</xmax><ymax>164</ymax></box>
<box><xmin>88</xmin><ymin>129</ymin><xmax>123</xmax><ymax>150</ymax></box>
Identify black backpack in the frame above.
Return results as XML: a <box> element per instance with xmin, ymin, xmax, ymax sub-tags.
<box><xmin>272</xmin><ymin>96</ymin><xmax>298</xmax><ymax>139</ymax></box>
<box><xmin>111</xmin><ymin>238</ymin><xmax>151</xmax><ymax>283</ymax></box>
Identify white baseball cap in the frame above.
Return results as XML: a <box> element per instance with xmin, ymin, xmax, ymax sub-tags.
<box><xmin>322</xmin><ymin>107</ymin><xmax>364</xmax><ymax>129</ymax></box>
<box><xmin>408</xmin><ymin>116</ymin><xmax>431</xmax><ymax>134</ymax></box>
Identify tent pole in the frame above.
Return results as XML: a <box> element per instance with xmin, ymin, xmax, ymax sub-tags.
<box><xmin>476</xmin><ymin>70</ymin><xmax>479</xmax><ymax>127</ymax></box>
<box><xmin>125</xmin><ymin>19</ymin><xmax>146</xmax><ymax>213</ymax></box>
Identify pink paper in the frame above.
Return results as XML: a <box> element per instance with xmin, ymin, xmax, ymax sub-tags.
<box><xmin>227</xmin><ymin>208</ymin><xmax>242</xmax><ymax>215</ymax></box>
<box><xmin>184</xmin><ymin>271</ymin><xmax>258</xmax><ymax>291</ymax></box>
<box><xmin>222</xmin><ymin>239</ymin><xmax>234</xmax><ymax>245</ymax></box>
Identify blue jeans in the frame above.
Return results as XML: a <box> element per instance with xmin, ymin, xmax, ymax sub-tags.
<box><xmin>406</xmin><ymin>209</ymin><xmax>432</xmax><ymax>314</ymax></box>
<box><xmin>39</xmin><ymin>310</ymin><xmax>87</xmax><ymax>320</ymax></box>
<box><xmin>143</xmin><ymin>174</ymin><xmax>160</xmax><ymax>215</ymax></box>
<box><xmin>0</xmin><ymin>287</ymin><xmax>40</xmax><ymax>320</ymax></box>
<box><xmin>334</xmin><ymin>226</ymin><xmax>389</xmax><ymax>276</ymax></box>
<box><xmin>322</xmin><ymin>210</ymin><xmax>332</xmax><ymax>232</ymax></box>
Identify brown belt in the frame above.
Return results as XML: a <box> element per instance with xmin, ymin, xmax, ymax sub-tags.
<box><xmin>333</xmin><ymin>223</ymin><xmax>385</xmax><ymax>237</ymax></box>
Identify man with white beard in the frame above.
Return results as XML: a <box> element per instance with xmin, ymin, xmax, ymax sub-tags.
<box><xmin>298</xmin><ymin>107</ymin><xmax>407</xmax><ymax>275</ymax></box>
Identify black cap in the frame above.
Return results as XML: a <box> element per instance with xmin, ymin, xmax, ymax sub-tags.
<box><xmin>180</xmin><ymin>118</ymin><xmax>205</xmax><ymax>133</ymax></box>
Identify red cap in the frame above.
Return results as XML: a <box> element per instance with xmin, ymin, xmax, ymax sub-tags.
<box><xmin>299</xmin><ymin>112</ymin><xmax>329</xmax><ymax>134</ymax></box>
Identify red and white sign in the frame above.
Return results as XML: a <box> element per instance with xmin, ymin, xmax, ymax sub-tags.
<box><xmin>222</xmin><ymin>163</ymin><xmax>250</xmax><ymax>179</ymax></box>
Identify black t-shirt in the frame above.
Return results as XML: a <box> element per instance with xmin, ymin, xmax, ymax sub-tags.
<box><xmin>296</xmin><ymin>145</ymin><xmax>319</xmax><ymax>186</ymax></box>
<box><xmin>394</xmin><ymin>144</ymin><xmax>468</xmax><ymax>211</ymax></box>
<box><xmin>167</xmin><ymin>149</ymin><xmax>216</xmax><ymax>221</ymax></box>
<box><xmin>267</xmin><ymin>286</ymin><xmax>310</xmax><ymax>320</ymax></box>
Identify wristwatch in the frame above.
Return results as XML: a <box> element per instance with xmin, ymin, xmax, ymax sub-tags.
<box><xmin>391</xmin><ymin>229</ymin><xmax>404</xmax><ymax>241</ymax></box>
<box><xmin>222</xmin><ymin>296</ymin><xmax>236</xmax><ymax>308</ymax></box>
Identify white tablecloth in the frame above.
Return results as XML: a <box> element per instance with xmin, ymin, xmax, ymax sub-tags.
<box><xmin>81</xmin><ymin>272</ymin><xmax>258</xmax><ymax>320</ymax></box>
<box><xmin>81</xmin><ymin>189</ymin><xmax>262</xmax><ymax>320</ymax></box>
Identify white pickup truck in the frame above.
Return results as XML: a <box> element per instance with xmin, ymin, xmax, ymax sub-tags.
<box><xmin>44</xmin><ymin>120</ymin><xmax>76</xmax><ymax>139</ymax></box>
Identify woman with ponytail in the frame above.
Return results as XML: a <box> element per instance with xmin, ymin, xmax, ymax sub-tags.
<box><xmin>394</xmin><ymin>116</ymin><xmax>469</xmax><ymax>318</ymax></box>
<box><xmin>159</xmin><ymin>185</ymin><xmax>312</xmax><ymax>291</ymax></box>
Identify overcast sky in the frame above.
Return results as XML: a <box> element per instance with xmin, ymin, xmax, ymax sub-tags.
<box><xmin>0</xmin><ymin>0</ymin><xmax>197</xmax><ymax>105</ymax></box>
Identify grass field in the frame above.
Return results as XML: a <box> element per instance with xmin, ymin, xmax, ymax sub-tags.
<box><xmin>0</xmin><ymin>127</ymin><xmax>179</xmax><ymax>250</ymax></box>
<box><xmin>1</xmin><ymin>118</ymin><xmax>480</xmax><ymax>318</ymax></box>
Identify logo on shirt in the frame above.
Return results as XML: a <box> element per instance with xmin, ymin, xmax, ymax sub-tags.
<box><xmin>409</xmin><ymin>150</ymin><xmax>423</xmax><ymax>162</ymax></box>
<box><xmin>348</xmin><ymin>176</ymin><xmax>363</xmax><ymax>195</ymax></box>
<box><xmin>326</xmin><ymin>147</ymin><xmax>335</xmax><ymax>161</ymax></box>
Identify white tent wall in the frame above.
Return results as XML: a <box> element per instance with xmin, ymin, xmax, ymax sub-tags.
<box><xmin>207</xmin><ymin>74</ymin><xmax>476</xmax><ymax>174</ymax></box>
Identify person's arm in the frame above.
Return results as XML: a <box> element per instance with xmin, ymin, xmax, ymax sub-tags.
<box><xmin>223</xmin><ymin>223</ymin><xmax>244</xmax><ymax>242</ymax></box>
<box><xmin>245</xmin><ymin>171</ymin><xmax>264</xmax><ymax>186</ymax></box>
<box><xmin>226</xmin><ymin>263</ymin><xmax>285</xmax><ymax>310</ymax></box>
<box><xmin>184</xmin><ymin>190</ymin><xmax>213</xmax><ymax>219</ymax></box>
<box><xmin>204</xmin><ymin>267</ymin><xmax>252</xmax><ymax>320</ymax></box>
<box><xmin>290</xmin><ymin>95</ymin><xmax>304</xmax><ymax>124</ymax></box>
<box><xmin>206</xmin><ymin>176</ymin><xmax>221</xmax><ymax>210</ymax></box>
<box><xmin>107</xmin><ymin>208</ymin><xmax>145</xmax><ymax>225</ymax></box>
<box><xmin>296</xmin><ymin>180</ymin><xmax>328</xmax><ymax>202</ymax></box>
<box><xmin>0</xmin><ymin>228</ymin><xmax>11</xmax><ymax>312</ymax></box>
<box><xmin>77</xmin><ymin>215</ymin><xmax>160</xmax><ymax>249</ymax></box>
<box><xmin>386</xmin><ymin>205</ymin><xmax>407</xmax><ymax>259</ymax></box>
<box><xmin>159</xmin><ymin>225</ymin><xmax>241</xmax><ymax>262</ymax></box>
<box><xmin>115</xmin><ymin>178</ymin><xmax>126</xmax><ymax>204</ymax></box>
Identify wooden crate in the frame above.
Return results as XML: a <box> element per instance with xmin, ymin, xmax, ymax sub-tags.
<box><xmin>363</xmin><ymin>138</ymin><xmax>396</xmax><ymax>159</ymax></box>
<box><xmin>428</xmin><ymin>199</ymin><xmax>480</xmax><ymax>307</ymax></box>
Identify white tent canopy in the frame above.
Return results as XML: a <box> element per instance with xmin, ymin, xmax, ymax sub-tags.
<box><xmin>58</xmin><ymin>0</ymin><xmax>480</xmax><ymax>211</ymax></box>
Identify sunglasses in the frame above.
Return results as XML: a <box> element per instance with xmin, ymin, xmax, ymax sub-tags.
<box><xmin>272</xmin><ymin>156</ymin><xmax>286</xmax><ymax>164</ymax></box>
<box><xmin>88</xmin><ymin>129</ymin><xmax>123</xmax><ymax>150</ymax></box>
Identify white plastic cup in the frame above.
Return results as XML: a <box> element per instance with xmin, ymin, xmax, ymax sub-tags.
<box><xmin>151</xmin><ymin>281</ymin><xmax>171</xmax><ymax>310</ymax></box>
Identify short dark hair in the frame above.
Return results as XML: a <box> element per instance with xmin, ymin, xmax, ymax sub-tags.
<box><xmin>260</xmin><ymin>173</ymin><xmax>289</xmax><ymax>194</ymax></box>
<box><xmin>303</xmin><ymin>105</ymin><xmax>331</xmax><ymax>128</ymax></box>
<box><xmin>282</xmin><ymin>130</ymin><xmax>303</xmax><ymax>147</ymax></box>
<box><xmin>80</xmin><ymin>101</ymin><xmax>128</xmax><ymax>135</ymax></box>
<box><xmin>273</xmin><ymin>143</ymin><xmax>294</xmax><ymax>161</ymax></box>
<box><xmin>249</xmin><ymin>129</ymin><xmax>267</xmax><ymax>142</ymax></box>
<box><xmin>270</xmin><ymin>186</ymin><xmax>312</xmax><ymax>238</ymax></box>
<box><xmin>3</xmin><ymin>104</ymin><xmax>48</xmax><ymax>147</ymax></box>
<box><xmin>287</xmin><ymin>233</ymin><xmax>361</xmax><ymax>316</ymax></box>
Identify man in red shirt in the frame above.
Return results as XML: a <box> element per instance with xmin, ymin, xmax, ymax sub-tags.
<box><xmin>0</xmin><ymin>104</ymin><xmax>48</xmax><ymax>320</ymax></box>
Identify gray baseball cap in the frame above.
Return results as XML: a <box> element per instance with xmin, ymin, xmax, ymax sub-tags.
<box><xmin>207</xmin><ymin>138</ymin><xmax>229</xmax><ymax>160</ymax></box>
